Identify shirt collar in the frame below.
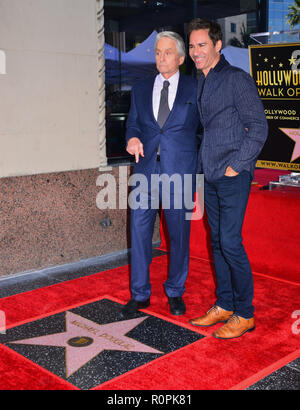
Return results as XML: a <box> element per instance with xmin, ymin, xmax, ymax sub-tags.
<box><xmin>157</xmin><ymin>70</ymin><xmax>179</xmax><ymax>87</ymax></box>
<box><xmin>198</xmin><ymin>54</ymin><xmax>229</xmax><ymax>79</ymax></box>
<box><xmin>213</xmin><ymin>54</ymin><xmax>229</xmax><ymax>72</ymax></box>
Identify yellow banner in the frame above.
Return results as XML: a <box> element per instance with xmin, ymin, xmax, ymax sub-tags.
<box><xmin>256</xmin><ymin>160</ymin><xmax>300</xmax><ymax>171</ymax></box>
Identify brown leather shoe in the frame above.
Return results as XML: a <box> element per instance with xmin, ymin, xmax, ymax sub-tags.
<box><xmin>189</xmin><ymin>305</ymin><xmax>234</xmax><ymax>327</ymax></box>
<box><xmin>213</xmin><ymin>314</ymin><xmax>255</xmax><ymax>339</ymax></box>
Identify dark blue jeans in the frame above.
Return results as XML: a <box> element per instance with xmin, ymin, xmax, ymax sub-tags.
<box><xmin>204</xmin><ymin>171</ymin><xmax>254</xmax><ymax>319</ymax></box>
<box><xmin>129</xmin><ymin>161</ymin><xmax>192</xmax><ymax>301</ymax></box>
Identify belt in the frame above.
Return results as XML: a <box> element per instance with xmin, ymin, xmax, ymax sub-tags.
<box><xmin>156</xmin><ymin>154</ymin><xmax>160</xmax><ymax>162</ymax></box>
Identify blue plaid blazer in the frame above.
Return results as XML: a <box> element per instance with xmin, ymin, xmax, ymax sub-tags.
<box><xmin>197</xmin><ymin>55</ymin><xmax>268</xmax><ymax>182</ymax></box>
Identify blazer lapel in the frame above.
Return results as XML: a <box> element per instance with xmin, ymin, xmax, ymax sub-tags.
<box><xmin>197</xmin><ymin>73</ymin><xmax>205</xmax><ymax>122</ymax></box>
<box><xmin>163</xmin><ymin>74</ymin><xmax>188</xmax><ymax>127</ymax></box>
<box><xmin>143</xmin><ymin>76</ymin><xmax>159</xmax><ymax>126</ymax></box>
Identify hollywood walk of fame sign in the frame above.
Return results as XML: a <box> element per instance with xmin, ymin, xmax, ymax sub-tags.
<box><xmin>278</xmin><ymin>128</ymin><xmax>300</xmax><ymax>162</ymax></box>
<box><xmin>0</xmin><ymin>298</ymin><xmax>204</xmax><ymax>390</ymax></box>
<box><xmin>249</xmin><ymin>43</ymin><xmax>300</xmax><ymax>171</ymax></box>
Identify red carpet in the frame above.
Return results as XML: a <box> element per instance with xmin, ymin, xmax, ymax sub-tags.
<box><xmin>0</xmin><ymin>254</ymin><xmax>299</xmax><ymax>390</ymax></box>
<box><xmin>161</xmin><ymin>169</ymin><xmax>300</xmax><ymax>283</ymax></box>
<box><xmin>0</xmin><ymin>169</ymin><xmax>299</xmax><ymax>390</ymax></box>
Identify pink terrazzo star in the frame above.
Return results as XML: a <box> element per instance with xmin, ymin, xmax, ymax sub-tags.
<box><xmin>9</xmin><ymin>311</ymin><xmax>162</xmax><ymax>377</ymax></box>
<box><xmin>279</xmin><ymin>128</ymin><xmax>300</xmax><ymax>162</ymax></box>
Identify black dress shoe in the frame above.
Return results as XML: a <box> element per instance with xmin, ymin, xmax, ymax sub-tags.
<box><xmin>120</xmin><ymin>298</ymin><xmax>150</xmax><ymax>318</ymax></box>
<box><xmin>168</xmin><ymin>297</ymin><xmax>186</xmax><ymax>316</ymax></box>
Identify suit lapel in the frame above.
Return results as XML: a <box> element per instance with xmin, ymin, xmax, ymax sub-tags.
<box><xmin>197</xmin><ymin>73</ymin><xmax>206</xmax><ymax>122</ymax></box>
<box><xmin>144</xmin><ymin>76</ymin><xmax>159</xmax><ymax>126</ymax></box>
<box><xmin>163</xmin><ymin>73</ymin><xmax>188</xmax><ymax>127</ymax></box>
<box><xmin>145</xmin><ymin>73</ymin><xmax>189</xmax><ymax>128</ymax></box>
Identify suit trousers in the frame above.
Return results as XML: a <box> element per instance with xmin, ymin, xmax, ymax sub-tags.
<box><xmin>129</xmin><ymin>161</ymin><xmax>192</xmax><ymax>301</ymax></box>
<box><xmin>204</xmin><ymin>171</ymin><xmax>254</xmax><ymax>319</ymax></box>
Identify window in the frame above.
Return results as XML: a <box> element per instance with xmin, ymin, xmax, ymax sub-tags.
<box><xmin>104</xmin><ymin>0</ymin><xmax>262</xmax><ymax>161</ymax></box>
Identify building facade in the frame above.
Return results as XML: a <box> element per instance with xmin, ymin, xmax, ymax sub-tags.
<box><xmin>268</xmin><ymin>0</ymin><xmax>300</xmax><ymax>42</ymax></box>
<box><xmin>2</xmin><ymin>0</ymin><xmax>295</xmax><ymax>279</ymax></box>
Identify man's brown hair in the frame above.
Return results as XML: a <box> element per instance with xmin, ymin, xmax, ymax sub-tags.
<box><xmin>187</xmin><ymin>18</ymin><xmax>223</xmax><ymax>46</ymax></box>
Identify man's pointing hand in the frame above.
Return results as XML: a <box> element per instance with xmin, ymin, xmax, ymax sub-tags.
<box><xmin>127</xmin><ymin>137</ymin><xmax>144</xmax><ymax>163</ymax></box>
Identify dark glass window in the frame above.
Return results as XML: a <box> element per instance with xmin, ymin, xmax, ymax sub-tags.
<box><xmin>104</xmin><ymin>0</ymin><xmax>263</xmax><ymax>161</ymax></box>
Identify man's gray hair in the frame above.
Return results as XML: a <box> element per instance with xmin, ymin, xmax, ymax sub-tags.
<box><xmin>155</xmin><ymin>31</ymin><xmax>186</xmax><ymax>58</ymax></box>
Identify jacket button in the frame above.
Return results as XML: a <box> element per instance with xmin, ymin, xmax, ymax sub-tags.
<box><xmin>160</xmin><ymin>130</ymin><xmax>163</xmax><ymax>134</ymax></box>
